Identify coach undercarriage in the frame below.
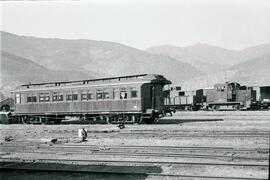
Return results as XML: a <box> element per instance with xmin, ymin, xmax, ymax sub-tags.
<box><xmin>14</xmin><ymin>111</ymin><xmax>160</xmax><ymax>125</ymax></box>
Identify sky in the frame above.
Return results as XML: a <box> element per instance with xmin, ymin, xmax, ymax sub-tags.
<box><xmin>1</xmin><ymin>0</ymin><xmax>270</xmax><ymax>50</ymax></box>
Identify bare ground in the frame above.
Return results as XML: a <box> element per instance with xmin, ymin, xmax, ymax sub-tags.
<box><xmin>0</xmin><ymin>111</ymin><xmax>269</xmax><ymax>179</ymax></box>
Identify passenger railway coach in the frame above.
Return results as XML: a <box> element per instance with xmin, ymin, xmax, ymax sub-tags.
<box><xmin>11</xmin><ymin>74</ymin><xmax>171</xmax><ymax>124</ymax></box>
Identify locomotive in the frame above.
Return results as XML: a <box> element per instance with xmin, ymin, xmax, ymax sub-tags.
<box><xmin>10</xmin><ymin>74</ymin><xmax>171</xmax><ymax>124</ymax></box>
<box><xmin>205</xmin><ymin>82</ymin><xmax>256</xmax><ymax>110</ymax></box>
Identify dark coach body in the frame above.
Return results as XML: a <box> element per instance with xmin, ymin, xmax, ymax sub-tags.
<box><xmin>11</xmin><ymin>74</ymin><xmax>171</xmax><ymax>124</ymax></box>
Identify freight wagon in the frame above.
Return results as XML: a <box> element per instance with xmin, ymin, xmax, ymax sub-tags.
<box><xmin>11</xmin><ymin>74</ymin><xmax>171</xmax><ymax>124</ymax></box>
<box><xmin>164</xmin><ymin>86</ymin><xmax>205</xmax><ymax>111</ymax></box>
<box><xmin>250</xmin><ymin>86</ymin><xmax>270</xmax><ymax>109</ymax></box>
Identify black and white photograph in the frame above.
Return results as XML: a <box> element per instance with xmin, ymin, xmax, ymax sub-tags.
<box><xmin>0</xmin><ymin>0</ymin><xmax>269</xmax><ymax>179</ymax></box>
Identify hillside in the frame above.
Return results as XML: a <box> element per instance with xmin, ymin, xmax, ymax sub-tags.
<box><xmin>1</xmin><ymin>31</ymin><xmax>269</xmax><ymax>98</ymax></box>
<box><xmin>229</xmin><ymin>53</ymin><xmax>270</xmax><ymax>86</ymax></box>
<box><xmin>179</xmin><ymin>53</ymin><xmax>270</xmax><ymax>90</ymax></box>
<box><xmin>146</xmin><ymin>43</ymin><xmax>270</xmax><ymax>73</ymax></box>
<box><xmin>1</xmin><ymin>51</ymin><xmax>93</xmax><ymax>97</ymax></box>
<box><xmin>1</xmin><ymin>31</ymin><xmax>203</xmax><ymax>85</ymax></box>
<box><xmin>146</xmin><ymin>44</ymin><xmax>240</xmax><ymax>72</ymax></box>
<box><xmin>240</xmin><ymin>43</ymin><xmax>270</xmax><ymax>60</ymax></box>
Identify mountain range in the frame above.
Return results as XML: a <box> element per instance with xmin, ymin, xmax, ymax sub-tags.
<box><xmin>146</xmin><ymin>43</ymin><xmax>270</xmax><ymax>73</ymax></box>
<box><xmin>1</xmin><ymin>31</ymin><xmax>270</xmax><ymax>98</ymax></box>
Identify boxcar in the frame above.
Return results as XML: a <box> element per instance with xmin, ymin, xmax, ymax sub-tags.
<box><xmin>11</xmin><ymin>74</ymin><xmax>171</xmax><ymax>124</ymax></box>
<box><xmin>259</xmin><ymin>86</ymin><xmax>270</xmax><ymax>109</ymax></box>
<box><xmin>251</xmin><ymin>86</ymin><xmax>270</xmax><ymax>109</ymax></box>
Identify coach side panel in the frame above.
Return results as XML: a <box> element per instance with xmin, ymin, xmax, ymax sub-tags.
<box><xmin>13</xmin><ymin>84</ymin><xmax>142</xmax><ymax>115</ymax></box>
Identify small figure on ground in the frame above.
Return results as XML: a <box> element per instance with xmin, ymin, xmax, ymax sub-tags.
<box><xmin>81</xmin><ymin>128</ymin><xmax>87</xmax><ymax>142</ymax></box>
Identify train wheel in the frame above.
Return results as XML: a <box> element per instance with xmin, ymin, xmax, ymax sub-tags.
<box><xmin>123</xmin><ymin>115</ymin><xmax>134</xmax><ymax>124</ymax></box>
<box><xmin>136</xmin><ymin>115</ymin><xmax>143</xmax><ymax>124</ymax></box>
<box><xmin>113</xmin><ymin>115</ymin><xmax>117</xmax><ymax>124</ymax></box>
<box><xmin>131</xmin><ymin>115</ymin><xmax>136</xmax><ymax>124</ymax></box>
<box><xmin>79</xmin><ymin>116</ymin><xmax>86</xmax><ymax>121</ymax></box>
<box><xmin>21</xmin><ymin>116</ymin><xmax>30</xmax><ymax>124</ymax></box>
<box><xmin>40</xmin><ymin>117</ymin><xmax>48</xmax><ymax>124</ymax></box>
<box><xmin>105</xmin><ymin>116</ymin><xmax>110</xmax><ymax>124</ymax></box>
<box><xmin>123</xmin><ymin>115</ymin><xmax>130</xmax><ymax>123</ymax></box>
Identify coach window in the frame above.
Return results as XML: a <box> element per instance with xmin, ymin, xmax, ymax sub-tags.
<box><xmin>113</xmin><ymin>88</ymin><xmax>120</xmax><ymax>100</ymax></box>
<box><xmin>104</xmin><ymin>89</ymin><xmax>110</xmax><ymax>99</ymax></box>
<box><xmin>27</xmin><ymin>95</ymin><xmax>32</xmax><ymax>103</ymax></box>
<box><xmin>81</xmin><ymin>91</ymin><xmax>87</xmax><ymax>101</ymax></box>
<box><xmin>53</xmin><ymin>92</ymin><xmax>58</xmax><ymax>102</ymax></box>
<box><xmin>15</xmin><ymin>94</ymin><xmax>21</xmax><ymax>104</ymax></box>
<box><xmin>72</xmin><ymin>93</ymin><xmax>78</xmax><ymax>101</ymax></box>
<box><xmin>131</xmin><ymin>87</ymin><xmax>138</xmax><ymax>98</ymax></box>
<box><xmin>66</xmin><ymin>93</ymin><xmax>72</xmax><ymax>101</ymax></box>
<box><xmin>32</xmin><ymin>95</ymin><xmax>37</xmax><ymax>103</ymax></box>
<box><xmin>87</xmin><ymin>91</ymin><xmax>94</xmax><ymax>100</ymax></box>
<box><xmin>44</xmin><ymin>93</ymin><xmax>50</xmax><ymax>102</ymax></box>
<box><xmin>96</xmin><ymin>89</ymin><xmax>103</xmax><ymax>100</ymax></box>
<box><xmin>58</xmin><ymin>93</ymin><xmax>64</xmax><ymax>101</ymax></box>
<box><xmin>39</xmin><ymin>93</ymin><xmax>45</xmax><ymax>102</ymax></box>
<box><xmin>120</xmin><ymin>88</ymin><xmax>127</xmax><ymax>99</ymax></box>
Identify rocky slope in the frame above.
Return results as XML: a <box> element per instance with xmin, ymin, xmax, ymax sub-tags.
<box><xmin>1</xmin><ymin>31</ymin><xmax>203</xmax><ymax>86</ymax></box>
<box><xmin>146</xmin><ymin>43</ymin><xmax>270</xmax><ymax>73</ymax></box>
<box><xmin>1</xmin><ymin>31</ymin><xmax>269</xmax><ymax>98</ymax></box>
<box><xmin>1</xmin><ymin>50</ymin><xmax>92</xmax><ymax>98</ymax></box>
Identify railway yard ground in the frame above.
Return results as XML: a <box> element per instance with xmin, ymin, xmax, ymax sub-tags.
<box><xmin>0</xmin><ymin>111</ymin><xmax>269</xmax><ymax>179</ymax></box>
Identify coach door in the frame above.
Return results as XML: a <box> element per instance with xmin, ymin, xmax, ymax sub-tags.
<box><xmin>150</xmin><ymin>85</ymin><xmax>163</xmax><ymax>110</ymax></box>
<box><xmin>150</xmin><ymin>85</ymin><xmax>155</xmax><ymax>109</ymax></box>
<box><xmin>141</xmin><ymin>84</ymin><xmax>162</xmax><ymax>111</ymax></box>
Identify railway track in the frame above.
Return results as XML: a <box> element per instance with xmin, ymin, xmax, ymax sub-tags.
<box><xmin>0</xmin><ymin>156</ymin><xmax>268</xmax><ymax>167</ymax></box>
<box><xmin>1</xmin><ymin>143</ymin><xmax>268</xmax><ymax>163</ymax></box>
<box><xmin>1</xmin><ymin>148</ymin><xmax>268</xmax><ymax>162</ymax></box>
<box><xmin>128</xmin><ymin>130</ymin><xmax>270</xmax><ymax>133</ymax></box>
<box><xmin>148</xmin><ymin>174</ymin><xmax>267</xmax><ymax>180</ymax></box>
<box><xmin>119</xmin><ymin>130</ymin><xmax>270</xmax><ymax>137</ymax></box>
<box><xmin>1</xmin><ymin>143</ymin><xmax>268</xmax><ymax>152</ymax></box>
<box><xmin>0</xmin><ymin>161</ymin><xmax>267</xmax><ymax>180</ymax></box>
<box><xmin>2</xmin><ymin>143</ymin><xmax>269</xmax><ymax>152</ymax></box>
<box><xmin>1</xmin><ymin>141</ymin><xmax>268</xmax><ymax>180</ymax></box>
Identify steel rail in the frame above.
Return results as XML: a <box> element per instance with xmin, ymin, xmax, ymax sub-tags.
<box><xmin>2</xmin><ymin>143</ymin><xmax>268</xmax><ymax>152</ymax></box>
<box><xmin>0</xmin><ymin>157</ymin><xmax>268</xmax><ymax>167</ymax></box>
<box><xmin>1</xmin><ymin>148</ymin><xmax>268</xmax><ymax>161</ymax></box>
